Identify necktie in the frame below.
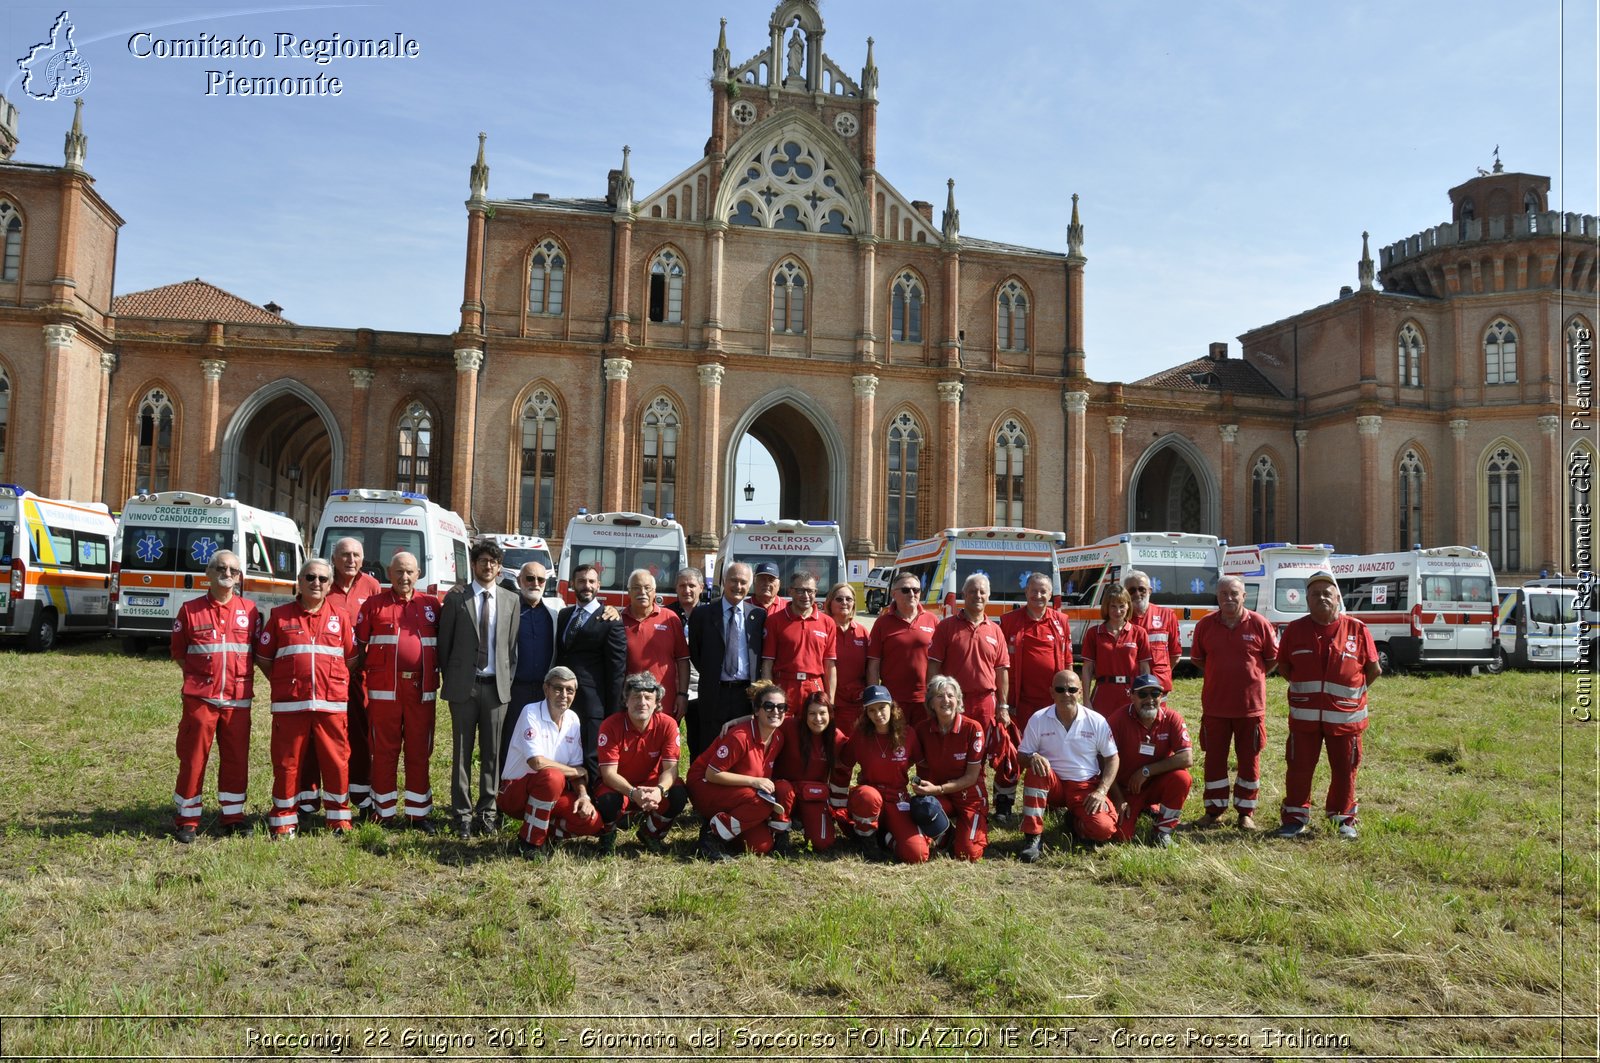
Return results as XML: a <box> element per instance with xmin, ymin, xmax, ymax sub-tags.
<box><xmin>566</xmin><ymin>605</ymin><xmax>589</xmax><ymax>647</ymax></box>
<box><xmin>723</xmin><ymin>604</ymin><xmax>742</xmax><ymax>678</ymax></box>
<box><xmin>476</xmin><ymin>589</ymin><xmax>489</xmax><ymax>671</ymax></box>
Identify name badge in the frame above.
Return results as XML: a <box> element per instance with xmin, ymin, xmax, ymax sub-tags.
<box><xmin>1139</xmin><ymin>742</ymin><xmax>1156</xmax><ymax>757</ymax></box>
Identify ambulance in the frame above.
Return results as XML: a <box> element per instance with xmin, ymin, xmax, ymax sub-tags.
<box><xmin>0</xmin><ymin>485</ymin><xmax>116</xmax><ymax>651</ymax></box>
<box><xmin>715</xmin><ymin>519</ymin><xmax>847</xmax><ymax>594</ymax></box>
<box><xmin>1221</xmin><ymin>542</ymin><xmax>1335</xmax><ymax>633</ymax></box>
<box><xmin>1055</xmin><ymin>532</ymin><xmax>1222</xmax><ymax>658</ymax></box>
<box><xmin>112</xmin><ymin>491</ymin><xmax>302</xmax><ymax>649</ymax></box>
<box><xmin>1494</xmin><ymin>577</ymin><xmax>1585</xmax><ymax>670</ymax></box>
<box><xmin>312</xmin><ymin>488</ymin><xmax>470</xmax><ymax>596</ymax></box>
<box><xmin>890</xmin><ymin>527</ymin><xmax>1064</xmax><ymax>618</ymax></box>
<box><xmin>481</xmin><ymin>533</ymin><xmax>555</xmax><ymax>588</ymax></box>
<box><xmin>557</xmin><ymin>510</ymin><xmax>688</xmax><ymax>608</ymax></box>
<box><xmin>1330</xmin><ymin>546</ymin><xmax>1499</xmax><ymax>673</ymax></box>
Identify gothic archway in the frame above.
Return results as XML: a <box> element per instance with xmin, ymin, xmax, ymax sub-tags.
<box><xmin>220</xmin><ymin>380</ymin><xmax>342</xmax><ymax>535</ymax></box>
<box><xmin>723</xmin><ymin>389</ymin><xmax>844</xmax><ymax>523</ymax></box>
<box><xmin>1128</xmin><ymin>434</ymin><xmax>1218</xmax><ymax>534</ymax></box>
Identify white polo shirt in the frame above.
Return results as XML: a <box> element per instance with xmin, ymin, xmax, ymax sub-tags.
<box><xmin>502</xmin><ymin>700</ymin><xmax>584</xmax><ymax>784</ymax></box>
<box><xmin>1018</xmin><ymin>704</ymin><xmax>1117</xmax><ymax>781</ymax></box>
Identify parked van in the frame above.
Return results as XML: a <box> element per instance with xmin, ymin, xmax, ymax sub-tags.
<box><xmin>1056</xmin><ymin>532</ymin><xmax>1221</xmax><ymax>656</ymax></box>
<box><xmin>480</xmin><ymin>533</ymin><xmax>555</xmax><ymax>587</ymax></box>
<box><xmin>715</xmin><ymin>519</ymin><xmax>847</xmax><ymax>594</ymax></box>
<box><xmin>1222</xmin><ymin>542</ymin><xmax>1335</xmax><ymax>634</ymax></box>
<box><xmin>0</xmin><ymin>485</ymin><xmax>116</xmax><ymax>651</ymax></box>
<box><xmin>1496</xmin><ymin>579</ymin><xmax>1584</xmax><ymax>670</ymax></box>
<box><xmin>558</xmin><ymin>510</ymin><xmax>688</xmax><ymax>608</ymax></box>
<box><xmin>1330</xmin><ymin>546</ymin><xmax>1498</xmax><ymax>673</ymax></box>
<box><xmin>863</xmin><ymin>566</ymin><xmax>893</xmax><ymax>614</ymax></box>
<box><xmin>312</xmin><ymin>488</ymin><xmax>470</xmax><ymax>595</ymax></box>
<box><xmin>113</xmin><ymin>491</ymin><xmax>302</xmax><ymax>648</ymax></box>
<box><xmin>892</xmin><ymin>527</ymin><xmax>1064</xmax><ymax>618</ymax></box>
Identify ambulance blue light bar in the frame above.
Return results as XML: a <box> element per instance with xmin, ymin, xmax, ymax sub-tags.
<box><xmin>0</xmin><ymin>483</ymin><xmax>25</xmax><ymax>497</ymax></box>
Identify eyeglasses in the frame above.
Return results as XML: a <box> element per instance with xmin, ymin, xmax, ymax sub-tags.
<box><xmin>1129</xmin><ymin>587</ymin><xmax>1151</xmax><ymax>596</ymax></box>
<box><xmin>897</xmin><ymin>586</ymin><xmax>921</xmax><ymax>594</ymax></box>
<box><xmin>759</xmin><ymin>701</ymin><xmax>788</xmax><ymax>713</ymax></box>
<box><xmin>210</xmin><ymin>566</ymin><xmax>241</xmax><ymax>576</ymax></box>
<box><xmin>1055</xmin><ymin>685</ymin><xmax>1082</xmax><ymax>694</ymax></box>
<box><xmin>522</xmin><ymin>574</ymin><xmax>548</xmax><ymax>584</ymax></box>
<box><xmin>1135</xmin><ymin>691</ymin><xmax>1162</xmax><ymax>699</ymax></box>
<box><xmin>790</xmin><ymin>587</ymin><xmax>816</xmax><ymax>596</ymax></box>
<box><xmin>300</xmin><ymin>574</ymin><xmax>331</xmax><ymax>584</ymax></box>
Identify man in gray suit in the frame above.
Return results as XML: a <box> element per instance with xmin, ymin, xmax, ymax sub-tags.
<box><xmin>439</xmin><ymin>539</ymin><xmax>522</xmax><ymax>839</ymax></box>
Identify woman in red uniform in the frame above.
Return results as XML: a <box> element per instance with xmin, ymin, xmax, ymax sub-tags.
<box><xmin>1080</xmin><ymin>585</ymin><xmax>1152</xmax><ymax>717</ymax></box>
<box><xmin>687</xmin><ymin>680</ymin><xmax>789</xmax><ymax>860</ymax></box>
<box><xmin>910</xmin><ymin>675</ymin><xmax>988</xmax><ymax>861</ymax></box>
<box><xmin>772</xmin><ymin>691</ymin><xmax>849</xmax><ymax>852</ymax></box>
<box><xmin>825</xmin><ymin>582</ymin><xmax>870</xmax><ymax>735</ymax></box>
<box><xmin>833</xmin><ymin>684</ymin><xmax>928</xmax><ymax>863</ymax></box>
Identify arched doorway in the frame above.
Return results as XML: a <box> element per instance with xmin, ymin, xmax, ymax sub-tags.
<box><xmin>724</xmin><ymin>390</ymin><xmax>843</xmax><ymax>523</ymax></box>
<box><xmin>220</xmin><ymin>382</ymin><xmax>341</xmax><ymax>534</ymax></box>
<box><xmin>1129</xmin><ymin>435</ymin><xmax>1217</xmax><ymax>534</ymax></box>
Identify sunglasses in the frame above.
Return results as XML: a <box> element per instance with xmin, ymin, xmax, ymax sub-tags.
<box><xmin>897</xmin><ymin>586</ymin><xmax>921</xmax><ymax>594</ymax></box>
<box><xmin>1055</xmin><ymin>685</ymin><xmax>1082</xmax><ymax>694</ymax></box>
<box><xmin>1136</xmin><ymin>691</ymin><xmax>1162</xmax><ymax>699</ymax></box>
<box><xmin>522</xmin><ymin>574</ymin><xmax>548</xmax><ymax>583</ymax></box>
<box><xmin>759</xmin><ymin>702</ymin><xmax>788</xmax><ymax>712</ymax></box>
<box><xmin>300</xmin><ymin>574</ymin><xmax>332</xmax><ymax>584</ymax></box>
<box><xmin>210</xmin><ymin>566</ymin><xmax>241</xmax><ymax>576</ymax></box>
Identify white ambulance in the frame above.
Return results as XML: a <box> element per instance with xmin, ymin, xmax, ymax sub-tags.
<box><xmin>1494</xmin><ymin>578</ymin><xmax>1585</xmax><ymax>670</ymax></box>
<box><xmin>113</xmin><ymin>491</ymin><xmax>303</xmax><ymax>649</ymax></box>
<box><xmin>715</xmin><ymin>519</ymin><xmax>848</xmax><ymax>595</ymax></box>
<box><xmin>0</xmin><ymin>485</ymin><xmax>116</xmax><ymax>651</ymax></box>
<box><xmin>481</xmin><ymin>533</ymin><xmax>555</xmax><ymax>588</ymax></box>
<box><xmin>891</xmin><ymin>527</ymin><xmax>1064</xmax><ymax>619</ymax></box>
<box><xmin>1222</xmin><ymin>542</ymin><xmax>1335</xmax><ymax>634</ymax></box>
<box><xmin>312</xmin><ymin>488</ymin><xmax>471</xmax><ymax>596</ymax></box>
<box><xmin>1056</xmin><ymin>532</ymin><xmax>1221</xmax><ymax>657</ymax></box>
<box><xmin>1330</xmin><ymin>546</ymin><xmax>1499</xmax><ymax>673</ymax></box>
<box><xmin>557</xmin><ymin>510</ymin><xmax>688</xmax><ymax>608</ymax></box>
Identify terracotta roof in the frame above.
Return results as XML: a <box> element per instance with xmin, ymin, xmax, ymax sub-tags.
<box><xmin>113</xmin><ymin>278</ymin><xmax>289</xmax><ymax>324</ymax></box>
<box><xmin>1132</xmin><ymin>356</ymin><xmax>1284</xmax><ymax>397</ymax></box>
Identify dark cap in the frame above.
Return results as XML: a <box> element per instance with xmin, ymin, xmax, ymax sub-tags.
<box><xmin>1132</xmin><ymin>674</ymin><xmax>1164</xmax><ymax>694</ymax></box>
<box><xmin>1305</xmin><ymin>570</ymin><xmax>1337</xmax><ymax>589</ymax></box>
<box><xmin>861</xmin><ymin>684</ymin><xmax>893</xmax><ymax>707</ymax></box>
<box><xmin>754</xmin><ymin>562</ymin><xmax>781</xmax><ymax>578</ymax></box>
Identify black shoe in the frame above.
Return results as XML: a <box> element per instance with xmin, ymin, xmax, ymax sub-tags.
<box><xmin>1019</xmin><ymin>834</ymin><xmax>1044</xmax><ymax>863</ymax></box>
<box><xmin>517</xmin><ymin>838</ymin><xmax>550</xmax><ymax>861</ymax></box>
<box><xmin>411</xmin><ymin>818</ymin><xmax>439</xmax><ymax>836</ymax></box>
<box><xmin>595</xmin><ymin>830</ymin><xmax>617</xmax><ymax>857</ymax></box>
<box><xmin>454</xmin><ymin>819</ymin><xmax>473</xmax><ymax>840</ymax></box>
<box><xmin>477</xmin><ymin>812</ymin><xmax>500</xmax><ymax>836</ymax></box>
<box><xmin>697</xmin><ymin>827</ymin><xmax>733</xmax><ymax>863</ymax></box>
<box><xmin>770</xmin><ymin>830</ymin><xmax>791</xmax><ymax>857</ymax></box>
<box><xmin>637</xmin><ymin>828</ymin><xmax>668</xmax><ymax>855</ymax></box>
<box><xmin>174</xmin><ymin>827</ymin><xmax>198</xmax><ymax>845</ymax></box>
<box><xmin>221</xmin><ymin>821</ymin><xmax>249</xmax><ymax>838</ymax></box>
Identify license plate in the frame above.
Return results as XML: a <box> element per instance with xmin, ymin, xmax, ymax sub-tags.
<box><xmin>125</xmin><ymin>594</ymin><xmax>167</xmax><ymax>608</ymax></box>
<box><xmin>1425</xmin><ymin>630</ymin><xmax>1451</xmax><ymax>640</ymax></box>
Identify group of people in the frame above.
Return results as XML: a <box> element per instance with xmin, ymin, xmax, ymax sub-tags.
<box><xmin>169</xmin><ymin>542</ymin><xmax>1378</xmax><ymax>860</ymax></box>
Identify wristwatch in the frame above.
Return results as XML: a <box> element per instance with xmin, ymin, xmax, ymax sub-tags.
<box><xmin>1141</xmin><ymin>766</ymin><xmax>1151</xmax><ymax>778</ymax></box>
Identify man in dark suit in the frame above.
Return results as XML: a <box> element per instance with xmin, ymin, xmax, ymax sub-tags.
<box><xmin>685</xmin><ymin>561</ymin><xmax>766</xmax><ymax>760</ymax></box>
<box><xmin>555</xmin><ymin>563</ymin><xmax>628</xmax><ymax>784</ymax></box>
<box><xmin>439</xmin><ymin>539</ymin><xmax>522</xmax><ymax>839</ymax></box>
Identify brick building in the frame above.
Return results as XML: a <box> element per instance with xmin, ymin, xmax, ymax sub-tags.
<box><xmin>0</xmin><ymin>1</ymin><xmax>1592</xmax><ymax>578</ymax></box>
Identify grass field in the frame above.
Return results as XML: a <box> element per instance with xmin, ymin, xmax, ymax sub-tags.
<box><xmin>0</xmin><ymin>640</ymin><xmax>1594</xmax><ymax>1060</ymax></box>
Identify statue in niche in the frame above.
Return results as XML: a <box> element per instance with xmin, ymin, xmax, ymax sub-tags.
<box><xmin>786</xmin><ymin>23</ymin><xmax>804</xmax><ymax>81</ymax></box>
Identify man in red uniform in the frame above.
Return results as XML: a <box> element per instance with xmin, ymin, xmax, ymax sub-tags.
<box><xmin>1188</xmin><ymin>574</ymin><xmax>1279</xmax><ymax>831</ymax></box>
<box><xmin>1107</xmin><ymin>674</ymin><xmax>1193</xmax><ymax>847</ymax></box>
<box><xmin>257</xmin><ymin>558</ymin><xmax>359</xmax><ymax>838</ymax></box>
<box><xmin>761</xmin><ymin>571</ymin><xmax>837</xmax><ymax>712</ymax></box>
<box><xmin>750</xmin><ymin>562</ymin><xmax>786</xmax><ymax>615</ymax></box>
<box><xmin>300</xmin><ymin>537</ymin><xmax>383</xmax><ymax>819</ymax></box>
<box><xmin>354</xmin><ymin>551</ymin><xmax>441</xmax><ymax>831</ymax></box>
<box><xmin>911</xmin><ymin>675</ymin><xmax>988</xmax><ymax>861</ymax></box>
<box><xmin>995</xmin><ymin>572</ymin><xmax>1072</xmax><ymax>820</ymax></box>
<box><xmin>866</xmin><ymin>572</ymin><xmax>940</xmax><ymax>725</ymax></box>
<box><xmin>927</xmin><ymin>573</ymin><xmax>1011</xmax><ymax>733</ymax></box>
<box><xmin>594</xmin><ymin>672</ymin><xmax>687</xmax><ymax>854</ymax></box>
<box><xmin>621</xmin><ymin>569</ymin><xmax>690</xmax><ymax>719</ymax></box>
<box><xmin>1275</xmin><ymin>570</ymin><xmax>1379</xmax><ymax>840</ymax></box>
<box><xmin>170</xmin><ymin>549</ymin><xmax>258</xmax><ymax>843</ymax></box>
<box><xmin>1017</xmin><ymin>669</ymin><xmax>1120</xmax><ymax>862</ymax></box>
<box><xmin>1124</xmin><ymin>570</ymin><xmax>1180</xmax><ymax>693</ymax></box>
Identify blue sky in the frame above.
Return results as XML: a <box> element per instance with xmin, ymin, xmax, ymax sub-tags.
<box><xmin>3</xmin><ymin>0</ymin><xmax>1595</xmax><ymax>386</ymax></box>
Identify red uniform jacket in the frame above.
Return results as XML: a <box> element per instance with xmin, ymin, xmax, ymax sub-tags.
<box><xmin>688</xmin><ymin>718</ymin><xmax>785</xmax><ymax>787</ymax></box>
<box><xmin>998</xmin><ymin>607</ymin><xmax>1074</xmax><ymax>717</ymax></box>
<box><xmin>172</xmin><ymin>593</ymin><xmax>259</xmax><ymax>706</ymax></box>
<box><xmin>914</xmin><ymin>714</ymin><xmax>987</xmax><ymax>806</ymax></box>
<box><xmin>833</xmin><ymin>726</ymin><xmax>923</xmax><ymax>794</ymax></box>
<box><xmin>1278</xmin><ymin>614</ymin><xmax>1376</xmax><ymax>736</ymax></box>
<box><xmin>257</xmin><ymin>600</ymin><xmax>357</xmax><ymax>712</ymax></box>
<box><xmin>355</xmin><ymin>590</ymin><xmax>442</xmax><ymax>701</ymax></box>
<box><xmin>1128</xmin><ymin>603</ymin><xmax>1181</xmax><ymax>692</ymax></box>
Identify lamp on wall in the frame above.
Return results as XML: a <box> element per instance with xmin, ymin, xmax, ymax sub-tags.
<box><xmin>286</xmin><ymin>464</ymin><xmax>302</xmax><ymax>484</ymax></box>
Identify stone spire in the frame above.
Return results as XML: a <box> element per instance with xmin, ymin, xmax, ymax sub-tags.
<box><xmin>0</xmin><ymin>95</ymin><xmax>17</xmax><ymax>161</ymax></box>
<box><xmin>468</xmin><ymin>132</ymin><xmax>489</xmax><ymax>205</ymax></box>
<box><xmin>1357</xmin><ymin>230</ymin><xmax>1374</xmax><ymax>290</ymax></box>
<box><xmin>613</xmin><ymin>145</ymin><xmax>635</xmax><ymax>218</ymax></box>
<box><xmin>62</xmin><ymin>97</ymin><xmax>86</xmax><ymax>171</ymax></box>
<box><xmin>862</xmin><ymin>37</ymin><xmax>879</xmax><ymax>101</ymax></box>
<box><xmin>1066</xmin><ymin>193</ymin><xmax>1085</xmax><ymax>259</ymax></box>
<box><xmin>712</xmin><ymin>18</ymin><xmax>730</xmax><ymax>80</ymax></box>
<box><xmin>941</xmin><ymin>178</ymin><xmax>960</xmax><ymax>246</ymax></box>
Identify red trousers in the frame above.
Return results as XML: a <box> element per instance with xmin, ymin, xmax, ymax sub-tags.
<box><xmin>173</xmin><ymin>696</ymin><xmax>251</xmax><ymax>830</ymax></box>
<box><xmin>270</xmin><ymin>712</ymin><xmax>351</xmax><ymax>834</ymax></box>
<box><xmin>846</xmin><ymin>784</ymin><xmax>929</xmax><ymax>863</ymax></box>
<box><xmin>297</xmin><ymin>690</ymin><xmax>370</xmax><ymax>813</ymax></box>
<box><xmin>688</xmin><ymin>778</ymin><xmax>785</xmax><ymax>854</ymax></box>
<box><xmin>496</xmin><ymin>767</ymin><xmax>603</xmax><ymax>846</ymax></box>
<box><xmin>1200</xmin><ymin>715</ymin><xmax>1265</xmax><ymax>813</ymax></box>
<box><xmin>1114</xmin><ymin>768</ymin><xmax>1192</xmax><ymax>841</ymax></box>
<box><xmin>774</xmin><ymin>779</ymin><xmax>842</xmax><ymax>851</ymax></box>
<box><xmin>1020</xmin><ymin>767</ymin><xmax>1119</xmax><ymax>841</ymax></box>
<box><xmin>1282</xmin><ymin>729</ymin><xmax>1363</xmax><ymax>826</ymax></box>
<box><xmin>774</xmin><ymin>675</ymin><xmax>824</xmax><ymax>717</ymax></box>
<box><xmin>899</xmin><ymin>700</ymin><xmax>927</xmax><ymax>729</ymax></box>
<box><xmin>832</xmin><ymin>699</ymin><xmax>862</xmax><ymax>738</ymax></box>
<box><xmin>367</xmin><ymin>686</ymin><xmax>436</xmax><ymax>823</ymax></box>
<box><xmin>927</xmin><ymin>792</ymin><xmax>988</xmax><ymax>862</ymax></box>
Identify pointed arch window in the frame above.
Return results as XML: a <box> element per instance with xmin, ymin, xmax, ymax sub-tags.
<box><xmin>1568</xmin><ymin>318</ymin><xmax>1593</xmax><ymax>387</ymax></box>
<box><xmin>772</xmin><ymin>261</ymin><xmax>806</xmax><ymax>334</ymax></box>
<box><xmin>1485</xmin><ymin>320</ymin><xmax>1517</xmax><ymax>384</ymax></box>
<box><xmin>891</xmin><ymin>272</ymin><xmax>923</xmax><ymax>343</ymax></box>
<box><xmin>0</xmin><ymin>371</ymin><xmax>9</xmax><ymax>479</ymax></box>
<box><xmin>518</xmin><ymin>389</ymin><xmax>560</xmax><ymax>537</ymax></box>
<box><xmin>1251</xmin><ymin>455</ymin><xmax>1278</xmax><ymax>543</ymax></box>
<box><xmin>1398</xmin><ymin>449</ymin><xmax>1424</xmax><ymax>550</ymax></box>
<box><xmin>994</xmin><ymin>418</ymin><xmax>1028</xmax><ymax>526</ymax></box>
<box><xmin>136</xmin><ymin>389</ymin><xmax>175</xmax><ymax>493</ymax></box>
<box><xmin>1571</xmin><ymin>443</ymin><xmax>1595</xmax><ymax>571</ymax></box>
<box><xmin>1485</xmin><ymin>446</ymin><xmax>1520</xmax><ymax>572</ymax></box>
<box><xmin>1397</xmin><ymin>323</ymin><xmax>1423</xmax><ymax>388</ymax></box>
<box><xmin>528</xmin><ymin>240</ymin><xmax>566</xmax><ymax>316</ymax></box>
<box><xmin>0</xmin><ymin>202</ymin><xmax>20</xmax><ymax>282</ymax></box>
<box><xmin>886</xmin><ymin>412</ymin><xmax>921</xmax><ymax>552</ymax></box>
<box><xmin>395</xmin><ymin>401</ymin><xmax>432</xmax><ymax>494</ymax></box>
<box><xmin>641</xmin><ymin>396</ymin><xmax>679</xmax><ymax>519</ymax></box>
<box><xmin>648</xmin><ymin>250</ymin><xmax>684</xmax><ymax>324</ymax></box>
<box><xmin>998</xmin><ymin>280</ymin><xmax>1028</xmax><ymax>352</ymax></box>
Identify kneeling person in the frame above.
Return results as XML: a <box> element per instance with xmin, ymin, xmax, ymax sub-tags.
<box><xmin>911</xmin><ymin>675</ymin><xmax>988</xmax><ymax>861</ymax></box>
<box><xmin>496</xmin><ymin>667</ymin><xmax>603</xmax><ymax>858</ymax></box>
<box><xmin>1017</xmin><ymin>669</ymin><xmax>1120</xmax><ymax>861</ymax></box>
<box><xmin>595</xmin><ymin>672</ymin><xmax>689</xmax><ymax>854</ymax></box>
<box><xmin>1108</xmin><ymin>674</ymin><xmax>1193</xmax><ymax>847</ymax></box>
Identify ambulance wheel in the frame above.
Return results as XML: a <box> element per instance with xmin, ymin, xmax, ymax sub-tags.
<box><xmin>1484</xmin><ymin>645</ymin><xmax>1506</xmax><ymax>676</ymax></box>
<box><xmin>26</xmin><ymin>609</ymin><xmax>58</xmax><ymax>653</ymax></box>
<box><xmin>1375</xmin><ymin>643</ymin><xmax>1393</xmax><ymax>675</ymax></box>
